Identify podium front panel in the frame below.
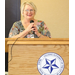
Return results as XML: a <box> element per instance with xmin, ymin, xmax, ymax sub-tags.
<box><xmin>8</xmin><ymin>44</ymin><xmax>69</xmax><ymax>75</ymax></box>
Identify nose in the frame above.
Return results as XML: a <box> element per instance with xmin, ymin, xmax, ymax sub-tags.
<box><xmin>28</xmin><ymin>10</ymin><xmax>31</xmax><ymax>13</ymax></box>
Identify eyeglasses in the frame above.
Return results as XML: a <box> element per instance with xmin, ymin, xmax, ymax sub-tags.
<box><xmin>25</xmin><ymin>9</ymin><xmax>34</xmax><ymax>12</ymax></box>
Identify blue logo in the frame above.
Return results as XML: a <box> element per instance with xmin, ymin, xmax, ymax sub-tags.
<box><xmin>37</xmin><ymin>53</ymin><xmax>64</xmax><ymax>75</ymax></box>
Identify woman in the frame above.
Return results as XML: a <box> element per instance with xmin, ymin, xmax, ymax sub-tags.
<box><xmin>9</xmin><ymin>1</ymin><xmax>51</xmax><ymax>38</ymax></box>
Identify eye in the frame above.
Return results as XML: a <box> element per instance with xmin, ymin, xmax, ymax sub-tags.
<box><xmin>25</xmin><ymin>9</ymin><xmax>34</xmax><ymax>12</ymax></box>
<box><xmin>30</xmin><ymin>9</ymin><xmax>34</xmax><ymax>11</ymax></box>
<box><xmin>25</xmin><ymin>9</ymin><xmax>29</xmax><ymax>12</ymax></box>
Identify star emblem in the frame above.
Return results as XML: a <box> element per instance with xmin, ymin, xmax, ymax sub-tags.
<box><xmin>42</xmin><ymin>58</ymin><xmax>59</xmax><ymax>74</ymax></box>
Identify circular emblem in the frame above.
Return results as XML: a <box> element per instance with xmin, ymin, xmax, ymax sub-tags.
<box><xmin>37</xmin><ymin>52</ymin><xmax>64</xmax><ymax>75</ymax></box>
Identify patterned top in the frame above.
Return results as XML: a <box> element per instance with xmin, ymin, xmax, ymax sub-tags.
<box><xmin>9</xmin><ymin>20</ymin><xmax>51</xmax><ymax>38</ymax></box>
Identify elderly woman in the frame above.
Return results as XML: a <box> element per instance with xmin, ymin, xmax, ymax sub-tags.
<box><xmin>9</xmin><ymin>1</ymin><xmax>51</xmax><ymax>38</ymax></box>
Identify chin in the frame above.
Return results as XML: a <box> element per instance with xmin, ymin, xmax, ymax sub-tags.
<box><xmin>27</xmin><ymin>16</ymin><xmax>34</xmax><ymax>19</ymax></box>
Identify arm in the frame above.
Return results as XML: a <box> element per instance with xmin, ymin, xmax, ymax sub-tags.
<box><xmin>33</xmin><ymin>21</ymin><xmax>51</xmax><ymax>38</ymax></box>
<box><xmin>9</xmin><ymin>22</ymin><xmax>34</xmax><ymax>38</ymax></box>
<box><xmin>11</xmin><ymin>30</ymin><xmax>29</xmax><ymax>38</ymax></box>
<box><xmin>36</xmin><ymin>32</ymin><xmax>49</xmax><ymax>38</ymax></box>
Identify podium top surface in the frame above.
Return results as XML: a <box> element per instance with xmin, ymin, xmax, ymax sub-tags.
<box><xmin>5</xmin><ymin>38</ymin><xmax>69</xmax><ymax>52</ymax></box>
<box><xmin>5</xmin><ymin>38</ymin><xmax>69</xmax><ymax>45</ymax></box>
<box><xmin>5</xmin><ymin>38</ymin><xmax>69</xmax><ymax>41</ymax></box>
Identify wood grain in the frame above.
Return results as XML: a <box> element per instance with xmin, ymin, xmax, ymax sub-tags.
<box><xmin>8</xmin><ymin>44</ymin><xmax>69</xmax><ymax>75</ymax></box>
<box><xmin>6</xmin><ymin>38</ymin><xmax>69</xmax><ymax>75</ymax></box>
<box><xmin>5</xmin><ymin>39</ymin><xmax>8</xmax><ymax>52</ymax></box>
<box><xmin>5</xmin><ymin>38</ymin><xmax>69</xmax><ymax>41</ymax></box>
<box><xmin>5</xmin><ymin>38</ymin><xmax>69</xmax><ymax>52</ymax></box>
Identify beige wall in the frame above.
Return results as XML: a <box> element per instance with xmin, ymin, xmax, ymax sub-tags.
<box><xmin>21</xmin><ymin>0</ymin><xmax>69</xmax><ymax>38</ymax></box>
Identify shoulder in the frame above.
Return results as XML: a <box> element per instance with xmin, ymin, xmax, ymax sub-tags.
<box><xmin>37</xmin><ymin>20</ymin><xmax>44</xmax><ymax>23</ymax></box>
<box><xmin>11</xmin><ymin>20</ymin><xmax>22</xmax><ymax>29</ymax></box>
<box><xmin>13</xmin><ymin>20</ymin><xmax>22</xmax><ymax>25</ymax></box>
<box><xmin>37</xmin><ymin>20</ymin><xmax>45</xmax><ymax>26</ymax></box>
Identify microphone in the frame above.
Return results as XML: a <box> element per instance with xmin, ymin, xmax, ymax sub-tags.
<box><xmin>30</xmin><ymin>20</ymin><xmax>35</xmax><ymax>34</ymax></box>
<box><xmin>30</xmin><ymin>20</ymin><xmax>34</xmax><ymax>23</ymax></box>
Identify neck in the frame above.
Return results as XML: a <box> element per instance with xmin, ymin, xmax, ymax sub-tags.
<box><xmin>23</xmin><ymin>18</ymin><xmax>35</xmax><ymax>23</ymax></box>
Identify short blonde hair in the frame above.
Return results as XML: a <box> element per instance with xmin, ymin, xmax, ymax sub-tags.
<box><xmin>21</xmin><ymin>1</ymin><xmax>37</xmax><ymax>16</ymax></box>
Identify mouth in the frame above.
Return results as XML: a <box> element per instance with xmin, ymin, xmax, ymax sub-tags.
<box><xmin>27</xmin><ymin>15</ymin><xmax>32</xmax><ymax>17</ymax></box>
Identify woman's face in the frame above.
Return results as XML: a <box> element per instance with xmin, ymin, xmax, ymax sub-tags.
<box><xmin>23</xmin><ymin>4</ymin><xmax>35</xmax><ymax>20</ymax></box>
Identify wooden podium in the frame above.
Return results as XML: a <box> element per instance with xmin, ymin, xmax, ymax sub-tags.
<box><xmin>5</xmin><ymin>38</ymin><xmax>69</xmax><ymax>75</ymax></box>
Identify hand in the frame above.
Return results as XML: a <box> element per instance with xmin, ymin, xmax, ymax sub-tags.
<box><xmin>33</xmin><ymin>25</ymin><xmax>39</xmax><ymax>35</ymax></box>
<box><xmin>25</xmin><ymin>23</ymin><xmax>35</xmax><ymax>33</ymax></box>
